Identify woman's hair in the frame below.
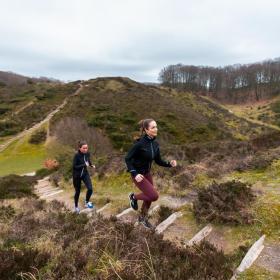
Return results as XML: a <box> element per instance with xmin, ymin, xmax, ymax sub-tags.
<box><xmin>138</xmin><ymin>119</ymin><xmax>154</xmax><ymax>137</ymax></box>
<box><xmin>78</xmin><ymin>140</ymin><xmax>87</xmax><ymax>149</ymax></box>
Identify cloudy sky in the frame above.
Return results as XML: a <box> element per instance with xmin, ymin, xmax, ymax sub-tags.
<box><xmin>0</xmin><ymin>0</ymin><xmax>279</xmax><ymax>82</ymax></box>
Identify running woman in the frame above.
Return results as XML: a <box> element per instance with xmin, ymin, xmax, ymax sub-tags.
<box><xmin>125</xmin><ymin>119</ymin><xmax>177</xmax><ymax>228</ymax></box>
<box><xmin>72</xmin><ymin>140</ymin><xmax>95</xmax><ymax>213</ymax></box>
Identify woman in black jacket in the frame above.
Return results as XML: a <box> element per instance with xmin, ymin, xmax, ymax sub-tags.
<box><xmin>125</xmin><ymin>119</ymin><xmax>177</xmax><ymax>228</ymax></box>
<box><xmin>73</xmin><ymin>141</ymin><xmax>95</xmax><ymax>213</ymax></box>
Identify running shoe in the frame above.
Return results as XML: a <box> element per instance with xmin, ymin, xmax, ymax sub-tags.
<box><xmin>138</xmin><ymin>215</ymin><xmax>153</xmax><ymax>229</ymax></box>
<box><xmin>129</xmin><ymin>192</ymin><xmax>138</xmax><ymax>210</ymax></box>
<box><xmin>85</xmin><ymin>201</ymin><xmax>94</xmax><ymax>209</ymax></box>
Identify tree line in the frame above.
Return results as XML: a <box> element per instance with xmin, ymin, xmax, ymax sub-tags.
<box><xmin>159</xmin><ymin>58</ymin><xmax>280</xmax><ymax>102</ymax></box>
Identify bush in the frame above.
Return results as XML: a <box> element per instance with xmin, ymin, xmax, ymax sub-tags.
<box><xmin>0</xmin><ymin>205</ymin><xmax>15</xmax><ymax>222</ymax></box>
<box><xmin>193</xmin><ymin>180</ymin><xmax>255</xmax><ymax>225</ymax></box>
<box><xmin>0</xmin><ymin>175</ymin><xmax>36</xmax><ymax>199</ymax></box>
<box><xmin>0</xmin><ymin>105</ymin><xmax>11</xmax><ymax>115</ymax></box>
<box><xmin>56</xmin><ymin>151</ymin><xmax>73</xmax><ymax>180</ymax></box>
<box><xmin>44</xmin><ymin>158</ymin><xmax>59</xmax><ymax>170</ymax></box>
<box><xmin>0</xmin><ymin>247</ymin><xmax>50</xmax><ymax>280</ymax></box>
<box><xmin>35</xmin><ymin>168</ymin><xmax>54</xmax><ymax>178</ymax></box>
<box><xmin>0</xmin><ymin>198</ymin><xmax>238</xmax><ymax>280</ymax></box>
<box><xmin>0</xmin><ymin>120</ymin><xmax>19</xmax><ymax>136</ymax></box>
<box><xmin>29</xmin><ymin>129</ymin><xmax>47</xmax><ymax>144</ymax></box>
<box><xmin>156</xmin><ymin>205</ymin><xmax>173</xmax><ymax>224</ymax></box>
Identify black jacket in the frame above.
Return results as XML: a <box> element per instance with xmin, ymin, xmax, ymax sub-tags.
<box><xmin>125</xmin><ymin>134</ymin><xmax>171</xmax><ymax>177</ymax></box>
<box><xmin>72</xmin><ymin>151</ymin><xmax>93</xmax><ymax>178</ymax></box>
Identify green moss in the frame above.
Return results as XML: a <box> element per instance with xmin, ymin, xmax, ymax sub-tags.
<box><xmin>191</xmin><ymin>172</ymin><xmax>213</xmax><ymax>189</ymax></box>
<box><xmin>238</xmin><ymin>266</ymin><xmax>280</xmax><ymax>280</ymax></box>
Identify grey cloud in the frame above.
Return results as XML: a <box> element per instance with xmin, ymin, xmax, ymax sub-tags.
<box><xmin>1</xmin><ymin>0</ymin><xmax>280</xmax><ymax>82</ymax></box>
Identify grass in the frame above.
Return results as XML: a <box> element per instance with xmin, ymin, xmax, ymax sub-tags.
<box><xmin>92</xmin><ymin>172</ymin><xmax>137</xmax><ymax>213</ymax></box>
<box><xmin>225</xmin><ymin>158</ymin><xmax>280</xmax><ymax>192</ymax></box>
<box><xmin>0</xmin><ymin>134</ymin><xmax>46</xmax><ymax>176</ymax></box>
<box><xmin>224</xmin><ymin>97</ymin><xmax>280</xmax><ymax>131</ymax></box>
<box><xmin>238</xmin><ymin>266</ymin><xmax>280</xmax><ymax>280</ymax></box>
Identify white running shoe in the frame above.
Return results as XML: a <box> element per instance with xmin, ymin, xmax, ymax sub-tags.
<box><xmin>85</xmin><ymin>201</ymin><xmax>94</xmax><ymax>209</ymax></box>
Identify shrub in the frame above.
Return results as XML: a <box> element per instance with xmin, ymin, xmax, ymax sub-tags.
<box><xmin>0</xmin><ymin>175</ymin><xmax>36</xmax><ymax>199</ymax></box>
<box><xmin>156</xmin><ymin>205</ymin><xmax>174</xmax><ymax>224</ymax></box>
<box><xmin>35</xmin><ymin>168</ymin><xmax>54</xmax><ymax>178</ymax></box>
<box><xmin>29</xmin><ymin>129</ymin><xmax>47</xmax><ymax>144</ymax></box>
<box><xmin>0</xmin><ymin>120</ymin><xmax>19</xmax><ymax>136</ymax></box>
<box><xmin>0</xmin><ymin>198</ymin><xmax>238</xmax><ymax>279</ymax></box>
<box><xmin>56</xmin><ymin>151</ymin><xmax>73</xmax><ymax>180</ymax></box>
<box><xmin>44</xmin><ymin>158</ymin><xmax>59</xmax><ymax>170</ymax></box>
<box><xmin>0</xmin><ymin>205</ymin><xmax>15</xmax><ymax>222</ymax></box>
<box><xmin>193</xmin><ymin>180</ymin><xmax>255</xmax><ymax>225</ymax></box>
<box><xmin>0</xmin><ymin>247</ymin><xmax>50</xmax><ymax>280</ymax></box>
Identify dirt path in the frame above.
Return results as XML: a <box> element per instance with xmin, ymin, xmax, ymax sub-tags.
<box><xmin>0</xmin><ymin>84</ymin><xmax>83</xmax><ymax>153</ymax></box>
<box><xmin>255</xmin><ymin>243</ymin><xmax>280</xmax><ymax>273</ymax></box>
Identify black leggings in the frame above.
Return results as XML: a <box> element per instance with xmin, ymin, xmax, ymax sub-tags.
<box><xmin>73</xmin><ymin>172</ymin><xmax>93</xmax><ymax>207</ymax></box>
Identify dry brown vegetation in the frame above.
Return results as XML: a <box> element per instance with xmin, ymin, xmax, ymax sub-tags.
<box><xmin>0</xmin><ymin>198</ymin><xmax>245</xmax><ymax>280</ymax></box>
<box><xmin>193</xmin><ymin>180</ymin><xmax>256</xmax><ymax>225</ymax></box>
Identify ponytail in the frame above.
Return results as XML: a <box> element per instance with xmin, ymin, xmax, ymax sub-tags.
<box><xmin>137</xmin><ymin>119</ymin><xmax>154</xmax><ymax>139</ymax></box>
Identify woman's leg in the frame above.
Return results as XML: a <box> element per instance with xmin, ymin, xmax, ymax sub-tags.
<box><xmin>132</xmin><ymin>173</ymin><xmax>158</xmax><ymax>216</ymax></box>
<box><xmin>140</xmin><ymin>173</ymin><xmax>155</xmax><ymax>215</ymax></box>
<box><xmin>73</xmin><ymin>176</ymin><xmax>81</xmax><ymax>207</ymax></box>
<box><xmin>82</xmin><ymin>173</ymin><xmax>93</xmax><ymax>203</ymax></box>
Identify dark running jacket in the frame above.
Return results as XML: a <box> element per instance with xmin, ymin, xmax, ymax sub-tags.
<box><xmin>125</xmin><ymin>134</ymin><xmax>172</xmax><ymax>177</ymax></box>
<box><xmin>72</xmin><ymin>151</ymin><xmax>93</xmax><ymax>178</ymax></box>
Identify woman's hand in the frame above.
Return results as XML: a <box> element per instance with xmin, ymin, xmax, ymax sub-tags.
<box><xmin>170</xmin><ymin>160</ymin><xmax>177</xmax><ymax>167</ymax></box>
<box><xmin>135</xmin><ymin>174</ymin><xmax>144</xmax><ymax>182</ymax></box>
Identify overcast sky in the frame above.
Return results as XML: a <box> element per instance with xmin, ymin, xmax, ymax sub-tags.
<box><xmin>0</xmin><ymin>0</ymin><xmax>279</xmax><ymax>82</ymax></box>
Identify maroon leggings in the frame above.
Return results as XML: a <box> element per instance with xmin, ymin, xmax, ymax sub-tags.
<box><xmin>132</xmin><ymin>173</ymin><xmax>159</xmax><ymax>215</ymax></box>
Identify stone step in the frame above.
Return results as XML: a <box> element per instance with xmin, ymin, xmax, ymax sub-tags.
<box><xmin>116</xmin><ymin>208</ymin><xmax>134</xmax><ymax>219</ymax></box>
<box><xmin>231</xmin><ymin>235</ymin><xmax>265</xmax><ymax>280</ymax></box>
<box><xmin>40</xmin><ymin>190</ymin><xmax>64</xmax><ymax>199</ymax></box>
<box><xmin>96</xmin><ymin>203</ymin><xmax>112</xmax><ymax>214</ymax></box>
<box><xmin>186</xmin><ymin>224</ymin><xmax>213</xmax><ymax>246</ymax></box>
<box><xmin>155</xmin><ymin>212</ymin><xmax>183</xmax><ymax>234</ymax></box>
<box><xmin>37</xmin><ymin>187</ymin><xmax>61</xmax><ymax>196</ymax></box>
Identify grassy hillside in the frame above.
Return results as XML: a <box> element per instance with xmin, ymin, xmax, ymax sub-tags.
<box><xmin>50</xmin><ymin>78</ymin><xmax>270</xmax><ymax>150</ymax></box>
<box><xmin>224</xmin><ymin>95</ymin><xmax>280</xmax><ymax>129</ymax></box>
<box><xmin>0</xmin><ymin>82</ymin><xmax>79</xmax><ymax>137</ymax></box>
<box><xmin>47</xmin><ymin>77</ymin><xmax>280</xmax><ymax>185</ymax></box>
<box><xmin>0</xmin><ymin>129</ymin><xmax>47</xmax><ymax>176</ymax></box>
<box><xmin>0</xmin><ymin>77</ymin><xmax>279</xmax><ymax>279</ymax></box>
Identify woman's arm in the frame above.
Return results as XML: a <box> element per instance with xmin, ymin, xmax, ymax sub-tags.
<box><xmin>154</xmin><ymin>148</ymin><xmax>172</xmax><ymax>167</ymax></box>
<box><xmin>125</xmin><ymin>142</ymin><xmax>141</xmax><ymax>177</ymax></box>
